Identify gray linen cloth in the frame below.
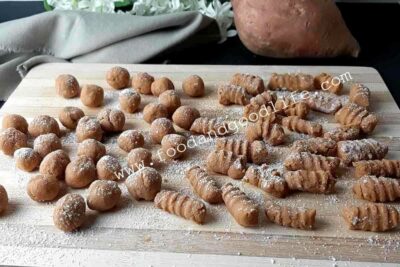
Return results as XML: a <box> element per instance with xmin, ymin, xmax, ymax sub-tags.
<box><xmin>0</xmin><ymin>10</ymin><xmax>220</xmax><ymax>100</ymax></box>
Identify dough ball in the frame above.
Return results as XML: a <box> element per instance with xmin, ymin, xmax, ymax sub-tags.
<box><xmin>182</xmin><ymin>75</ymin><xmax>205</xmax><ymax>97</ymax></box>
<box><xmin>39</xmin><ymin>149</ymin><xmax>70</xmax><ymax>179</ymax></box>
<box><xmin>143</xmin><ymin>103</ymin><xmax>169</xmax><ymax>124</ymax></box>
<box><xmin>132</xmin><ymin>72</ymin><xmax>154</xmax><ymax>95</ymax></box>
<box><xmin>59</xmin><ymin>106</ymin><xmax>85</xmax><ymax>130</ymax></box>
<box><xmin>96</xmin><ymin>155</ymin><xmax>121</xmax><ymax>181</ymax></box>
<box><xmin>2</xmin><ymin>114</ymin><xmax>28</xmax><ymax>134</ymax></box>
<box><xmin>87</xmin><ymin>180</ymin><xmax>121</xmax><ymax>211</ymax></box>
<box><xmin>172</xmin><ymin>106</ymin><xmax>200</xmax><ymax>130</ymax></box>
<box><xmin>76</xmin><ymin>116</ymin><xmax>103</xmax><ymax>142</ymax></box>
<box><xmin>28</xmin><ymin>115</ymin><xmax>60</xmax><ymax>137</ymax></box>
<box><xmin>117</xmin><ymin>130</ymin><xmax>144</xmax><ymax>152</ymax></box>
<box><xmin>159</xmin><ymin>90</ymin><xmax>181</xmax><ymax>115</ymax></box>
<box><xmin>15</xmin><ymin>148</ymin><xmax>42</xmax><ymax>172</ymax></box>
<box><xmin>53</xmin><ymin>193</ymin><xmax>86</xmax><ymax>232</ymax></box>
<box><xmin>27</xmin><ymin>174</ymin><xmax>60</xmax><ymax>202</ymax></box>
<box><xmin>0</xmin><ymin>128</ymin><xmax>28</xmax><ymax>156</ymax></box>
<box><xmin>150</xmin><ymin>118</ymin><xmax>175</xmax><ymax>144</ymax></box>
<box><xmin>106</xmin><ymin>66</ymin><xmax>130</xmax><ymax>89</ymax></box>
<box><xmin>33</xmin><ymin>133</ymin><xmax>62</xmax><ymax>158</ymax></box>
<box><xmin>125</xmin><ymin>167</ymin><xmax>161</xmax><ymax>201</ymax></box>
<box><xmin>77</xmin><ymin>139</ymin><xmax>106</xmax><ymax>163</ymax></box>
<box><xmin>80</xmin><ymin>84</ymin><xmax>104</xmax><ymax>107</ymax></box>
<box><xmin>151</xmin><ymin>77</ymin><xmax>174</xmax><ymax>97</ymax></box>
<box><xmin>55</xmin><ymin>74</ymin><xmax>80</xmax><ymax>98</ymax></box>
<box><xmin>65</xmin><ymin>156</ymin><xmax>97</xmax><ymax>188</ymax></box>
<box><xmin>127</xmin><ymin>148</ymin><xmax>152</xmax><ymax>171</ymax></box>
<box><xmin>97</xmin><ymin>108</ymin><xmax>125</xmax><ymax>132</ymax></box>
<box><xmin>119</xmin><ymin>89</ymin><xmax>141</xmax><ymax>113</ymax></box>
<box><xmin>0</xmin><ymin>185</ymin><xmax>8</xmax><ymax>214</ymax></box>
<box><xmin>161</xmin><ymin>134</ymin><xmax>187</xmax><ymax>159</ymax></box>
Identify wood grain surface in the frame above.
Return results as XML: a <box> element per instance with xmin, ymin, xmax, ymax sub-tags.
<box><xmin>0</xmin><ymin>63</ymin><xmax>399</xmax><ymax>266</ymax></box>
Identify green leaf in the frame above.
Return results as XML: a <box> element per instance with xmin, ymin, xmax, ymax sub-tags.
<box><xmin>114</xmin><ymin>0</ymin><xmax>132</xmax><ymax>8</ymax></box>
<box><xmin>43</xmin><ymin>0</ymin><xmax>54</xmax><ymax>11</ymax></box>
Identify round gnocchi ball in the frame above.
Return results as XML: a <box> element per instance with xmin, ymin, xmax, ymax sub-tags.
<box><xmin>80</xmin><ymin>84</ymin><xmax>104</xmax><ymax>107</ymax></box>
<box><xmin>117</xmin><ymin>130</ymin><xmax>144</xmax><ymax>152</ymax></box>
<box><xmin>150</xmin><ymin>118</ymin><xmax>175</xmax><ymax>144</ymax></box>
<box><xmin>151</xmin><ymin>77</ymin><xmax>174</xmax><ymax>97</ymax></box>
<box><xmin>0</xmin><ymin>185</ymin><xmax>8</xmax><ymax>214</ymax></box>
<box><xmin>86</xmin><ymin>180</ymin><xmax>121</xmax><ymax>211</ymax></box>
<box><xmin>182</xmin><ymin>75</ymin><xmax>205</xmax><ymax>97</ymax></box>
<box><xmin>28</xmin><ymin>115</ymin><xmax>60</xmax><ymax>137</ymax></box>
<box><xmin>119</xmin><ymin>89</ymin><xmax>141</xmax><ymax>113</ymax></box>
<box><xmin>161</xmin><ymin>134</ymin><xmax>187</xmax><ymax>160</ymax></box>
<box><xmin>58</xmin><ymin>106</ymin><xmax>85</xmax><ymax>130</ymax></box>
<box><xmin>65</xmin><ymin>156</ymin><xmax>97</xmax><ymax>188</ymax></box>
<box><xmin>33</xmin><ymin>133</ymin><xmax>62</xmax><ymax>158</ymax></box>
<box><xmin>77</xmin><ymin>139</ymin><xmax>106</xmax><ymax>163</ymax></box>
<box><xmin>96</xmin><ymin>155</ymin><xmax>121</xmax><ymax>181</ymax></box>
<box><xmin>14</xmin><ymin>148</ymin><xmax>42</xmax><ymax>172</ymax></box>
<box><xmin>76</xmin><ymin>116</ymin><xmax>103</xmax><ymax>142</ymax></box>
<box><xmin>127</xmin><ymin>148</ymin><xmax>152</xmax><ymax>171</ymax></box>
<box><xmin>143</xmin><ymin>103</ymin><xmax>168</xmax><ymax>124</ymax></box>
<box><xmin>39</xmin><ymin>149</ymin><xmax>70</xmax><ymax>180</ymax></box>
<box><xmin>131</xmin><ymin>72</ymin><xmax>154</xmax><ymax>95</ymax></box>
<box><xmin>27</xmin><ymin>174</ymin><xmax>60</xmax><ymax>202</ymax></box>
<box><xmin>125</xmin><ymin>167</ymin><xmax>161</xmax><ymax>201</ymax></box>
<box><xmin>2</xmin><ymin>114</ymin><xmax>28</xmax><ymax>134</ymax></box>
<box><xmin>172</xmin><ymin>106</ymin><xmax>200</xmax><ymax>130</ymax></box>
<box><xmin>97</xmin><ymin>108</ymin><xmax>125</xmax><ymax>132</ymax></box>
<box><xmin>0</xmin><ymin>128</ymin><xmax>28</xmax><ymax>156</ymax></box>
<box><xmin>159</xmin><ymin>90</ymin><xmax>181</xmax><ymax>115</ymax></box>
<box><xmin>53</xmin><ymin>193</ymin><xmax>86</xmax><ymax>232</ymax></box>
<box><xmin>106</xmin><ymin>67</ymin><xmax>130</xmax><ymax>89</ymax></box>
<box><xmin>55</xmin><ymin>74</ymin><xmax>80</xmax><ymax>98</ymax></box>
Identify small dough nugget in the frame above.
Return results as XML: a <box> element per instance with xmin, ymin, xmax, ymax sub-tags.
<box><xmin>106</xmin><ymin>66</ymin><xmax>130</xmax><ymax>89</ymax></box>
<box><xmin>59</xmin><ymin>107</ymin><xmax>85</xmax><ymax>130</ymax></box>
<box><xmin>33</xmin><ymin>133</ymin><xmax>62</xmax><ymax>158</ymax></box>
<box><xmin>172</xmin><ymin>106</ymin><xmax>200</xmax><ymax>130</ymax></box>
<box><xmin>206</xmin><ymin>150</ymin><xmax>247</xmax><ymax>179</ymax></box>
<box><xmin>76</xmin><ymin>116</ymin><xmax>103</xmax><ymax>142</ymax></box>
<box><xmin>0</xmin><ymin>185</ymin><xmax>8</xmax><ymax>214</ymax></box>
<box><xmin>77</xmin><ymin>139</ymin><xmax>106</xmax><ymax>163</ymax></box>
<box><xmin>186</xmin><ymin>166</ymin><xmax>222</xmax><ymax>204</ymax></box>
<box><xmin>231</xmin><ymin>73</ymin><xmax>264</xmax><ymax>96</ymax></box>
<box><xmin>127</xmin><ymin>148</ymin><xmax>152</xmax><ymax>171</ymax></box>
<box><xmin>218</xmin><ymin>84</ymin><xmax>249</xmax><ymax>106</ymax></box>
<box><xmin>117</xmin><ymin>130</ymin><xmax>144</xmax><ymax>152</ymax></box>
<box><xmin>337</xmin><ymin>139</ymin><xmax>388</xmax><ymax>166</ymax></box>
<box><xmin>53</xmin><ymin>193</ymin><xmax>86</xmax><ymax>232</ymax></box>
<box><xmin>87</xmin><ymin>180</ymin><xmax>121</xmax><ymax>211</ymax></box>
<box><xmin>150</xmin><ymin>118</ymin><xmax>175</xmax><ymax>144</ymax></box>
<box><xmin>215</xmin><ymin>138</ymin><xmax>268</xmax><ymax>165</ymax></box>
<box><xmin>126</xmin><ymin>167</ymin><xmax>162</xmax><ymax>201</ymax></box>
<box><xmin>161</xmin><ymin>134</ymin><xmax>187</xmax><ymax>160</ymax></box>
<box><xmin>96</xmin><ymin>155</ymin><xmax>121</xmax><ymax>181</ymax></box>
<box><xmin>151</xmin><ymin>77</ymin><xmax>174</xmax><ymax>97</ymax></box>
<box><xmin>28</xmin><ymin>115</ymin><xmax>60</xmax><ymax>137</ymax></box>
<box><xmin>335</xmin><ymin>103</ymin><xmax>377</xmax><ymax>134</ymax></box>
<box><xmin>39</xmin><ymin>149</ymin><xmax>70</xmax><ymax>179</ymax></box>
<box><xmin>143</xmin><ymin>103</ymin><xmax>169</xmax><ymax>124</ymax></box>
<box><xmin>80</xmin><ymin>84</ymin><xmax>104</xmax><ymax>107</ymax></box>
<box><xmin>56</xmin><ymin>74</ymin><xmax>80</xmax><ymax>98</ymax></box>
<box><xmin>97</xmin><ymin>108</ymin><xmax>125</xmax><ymax>132</ymax></box>
<box><xmin>182</xmin><ymin>75</ymin><xmax>205</xmax><ymax>97</ymax></box>
<box><xmin>2</xmin><ymin>114</ymin><xmax>28</xmax><ymax>133</ymax></box>
<box><xmin>284</xmin><ymin>152</ymin><xmax>340</xmax><ymax>174</ymax></box>
<box><xmin>159</xmin><ymin>90</ymin><xmax>181</xmax><ymax>115</ymax></box>
<box><xmin>132</xmin><ymin>72</ymin><xmax>154</xmax><ymax>95</ymax></box>
<box><xmin>0</xmin><ymin>128</ymin><xmax>28</xmax><ymax>156</ymax></box>
<box><xmin>119</xmin><ymin>89</ymin><xmax>141</xmax><ymax>113</ymax></box>
<box><xmin>268</xmin><ymin>73</ymin><xmax>314</xmax><ymax>91</ymax></box>
<box><xmin>65</xmin><ymin>156</ymin><xmax>97</xmax><ymax>188</ymax></box>
<box><xmin>15</xmin><ymin>148</ymin><xmax>41</xmax><ymax>172</ymax></box>
<box><xmin>27</xmin><ymin>174</ymin><xmax>60</xmax><ymax>202</ymax></box>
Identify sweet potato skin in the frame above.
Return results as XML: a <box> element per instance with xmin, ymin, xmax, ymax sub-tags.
<box><xmin>232</xmin><ymin>0</ymin><xmax>360</xmax><ymax>58</ymax></box>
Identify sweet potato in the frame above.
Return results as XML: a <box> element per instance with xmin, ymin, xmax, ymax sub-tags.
<box><xmin>232</xmin><ymin>0</ymin><xmax>360</xmax><ymax>58</ymax></box>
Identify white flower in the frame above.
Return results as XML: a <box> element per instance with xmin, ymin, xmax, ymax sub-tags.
<box><xmin>47</xmin><ymin>0</ymin><xmax>236</xmax><ymax>42</ymax></box>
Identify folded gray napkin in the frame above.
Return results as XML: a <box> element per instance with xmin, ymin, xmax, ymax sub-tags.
<box><xmin>0</xmin><ymin>10</ymin><xmax>220</xmax><ymax>100</ymax></box>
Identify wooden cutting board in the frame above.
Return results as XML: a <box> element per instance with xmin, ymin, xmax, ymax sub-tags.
<box><xmin>0</xmin><ymin>63</ymin><xmax>399</xmax><ymax>266</ymax></box>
